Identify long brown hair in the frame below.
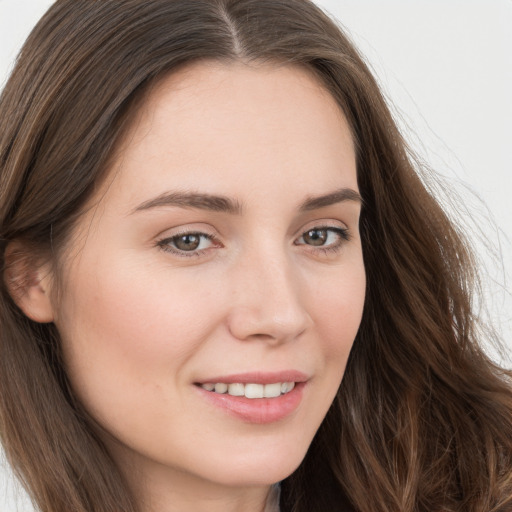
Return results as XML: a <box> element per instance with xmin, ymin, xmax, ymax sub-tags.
<box><xmin>1</xmin><ymin>1</ymin><xmax>511</xmax><ymax>511</ymax></box>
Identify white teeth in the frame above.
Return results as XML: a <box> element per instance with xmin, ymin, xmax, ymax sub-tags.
<box><xmin>245</xmin><ymin>383</ymin><xmax>264</xmax><ymax>398</ymax></box>
<box><xmin>227</xmin><ymin>383</ymin><xmax>245</xmax><ymax>396</ymax></box>
<box><xmin>214</xmin><ymin>383</ymin><xmax>228</xmax><ymax>394</ymax></box>
<box><xmin>200</xmin><ymin>381</ymin><xmax>296</xmax><ymax>398</ymax></box>
<box><xmin>281</xmin><ymin>382</ymin><xmax>295</xmax><ymax>393</ymax></box>
<box><xmin>264</xmin><ymin>383</ymin><xmax>282</xmax><ymax>398</ymax></box>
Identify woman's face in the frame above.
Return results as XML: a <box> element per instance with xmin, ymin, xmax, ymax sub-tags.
<box><xmin>51</xmin><ymin>62</ymin><xmax>365</xmax><ymax>495</ymax></box>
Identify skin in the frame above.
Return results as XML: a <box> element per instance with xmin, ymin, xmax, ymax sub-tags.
<box><xmin>26</xmin><ymin>61</ymin><xmax>366</xmax><ymax>512</ymax></box>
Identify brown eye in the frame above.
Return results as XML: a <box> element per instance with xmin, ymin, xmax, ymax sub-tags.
<box><xmin>158</xmin><ymin>232</ymin><xmax>216</xmax><ymax>256</ymax></box>
<box><xmin>303</xmin><ymin>229</ymin><xmax>329</xmax><ymax>246</ymax></box>
<box><xmin>173</xmin><ymin>234</ymin><xmax>201</xmax><ymax>251</ymax></box>
<box><xmin>296</xmin><ymin>226</ymin><xmax>350</xmax><ymax>253</ymax></box>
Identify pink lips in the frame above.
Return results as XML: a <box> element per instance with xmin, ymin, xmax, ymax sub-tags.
<box><xmin>195</xmin><ymin>370</ymin><xmax>308</xmax><ymax>424</ymax></box>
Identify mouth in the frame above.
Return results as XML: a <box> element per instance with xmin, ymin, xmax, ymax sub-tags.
<box><xmin>194</xmin><ymin>371</ymin><xmax>308</xmax><ymax>424</ymax></box>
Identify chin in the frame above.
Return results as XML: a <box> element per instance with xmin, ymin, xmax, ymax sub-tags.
<box><xmin>197</xmin><ymin>440</ymin><xmax>309</xmax><ymax>487</ymax></box>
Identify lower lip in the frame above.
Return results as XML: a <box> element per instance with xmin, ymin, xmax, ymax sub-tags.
<box><xmin>195</xmin><ymin>382</ymin><xmax>306</xmax><ymax>424</ymax></box>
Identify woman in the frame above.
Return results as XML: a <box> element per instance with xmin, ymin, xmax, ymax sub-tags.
<box><xmin>1</xmin><ymin>1</ymin><xmax>511</xmax><ymax>511</ymax></box>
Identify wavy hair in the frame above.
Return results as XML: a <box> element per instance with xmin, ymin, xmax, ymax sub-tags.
<box><xmin>1</xmin><ymin>1</ymin><xmax>511</xmax><ymax>511</ymax></box>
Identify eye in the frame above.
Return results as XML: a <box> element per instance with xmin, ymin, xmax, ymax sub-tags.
<box><xmin>295</xmin><ymin>226</ymin><xmax>350</xmax><ymax>253</ymax></box>
<box><xmin>156</xmin><ymin>225</ymin><xmax>350</xmax><ymax>259</ymax></box>
<box><xmin>157</xmin><ymin>231</ymin><xmax>218</xmax><ymax>257</ymax></box>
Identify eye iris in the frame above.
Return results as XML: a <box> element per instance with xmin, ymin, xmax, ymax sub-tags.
<box><xmin>174</xmin><ymin>234</ymin><xmax>201</xmax><ymax>251</ymax></box>
<box><xmin>304</xmin><ymin>229</ymin><xmax>328</xmax><ymax>246</ymax></box>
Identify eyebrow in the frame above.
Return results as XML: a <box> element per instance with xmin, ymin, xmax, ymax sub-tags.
<box><xmin>131</xmin><ymin>187</ymin><xmax>362</xmax><ymax>215</ymax></box>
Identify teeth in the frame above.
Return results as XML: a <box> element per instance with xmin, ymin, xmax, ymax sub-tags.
<box><xmin>214</xmin><ymin>383</ymin><xmax>228</xmax><ymax>394</ymax></box>
<box><xmin>245</xmin><ymin>383</ymin><xmax>264</xmax><ymax>399</ymax></box>
<box><xmin>227</xmin><ymin>383</ymin><xmax>244</xmax><ymax>396</ymax></box>
<box><xmin>264</xmin><ymin>383</ymin><xmax>282</xmax><ymax>398</ymax></box>
<box><xmin>200</xmin><ymin>381</ymin><xmax>296</xmax><ymax>398</ymax></box>
<box><xmin>281</xmin><ymin>382</ymin><xmax>295</xmax><ymax>393</ymax></box>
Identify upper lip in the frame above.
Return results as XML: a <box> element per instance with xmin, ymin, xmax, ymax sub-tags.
<box><xmin>195</xmin><ymin>370</ymin><xmax>309</xmax><ymax>385</ymax></box>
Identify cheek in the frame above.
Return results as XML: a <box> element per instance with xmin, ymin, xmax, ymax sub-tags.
<box><xmin>63</xmin><ymin>261</ymin><xmax>215</xmax><ymax>354</ymax></box>
<box><xmin>312</xmin><ymin>260</ymin><xmax>365</xmax><ymax>349</ymax></box>
<box><xmin>311</xmin><ymin>262</ymin><xmax>365</xmax><ymax>400</ymax></box>
<box><xmin>55</xmin><ymin>261</ymin><xmax>222</xmax><ymax>419</ymax></box>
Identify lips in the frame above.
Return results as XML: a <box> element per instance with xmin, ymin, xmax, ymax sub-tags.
<box><xmin>194</xmin><ymin>371</ymin><xmax>308</xmax><ymax>424</ymax></box>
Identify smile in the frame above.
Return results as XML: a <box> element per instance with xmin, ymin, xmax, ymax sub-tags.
<box><xmin>200</xmin><ymin>382</ymin><xmax>296</xmax><ymax>398</ymax></box>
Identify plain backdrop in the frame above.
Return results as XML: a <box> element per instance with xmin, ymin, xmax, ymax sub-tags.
<box><xmin>1</xmin><ymin>1</ymin><xmax>511</xmax><ymax>510</ymax></box>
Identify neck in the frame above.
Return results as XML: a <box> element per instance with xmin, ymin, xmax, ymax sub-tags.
<box><xmin>115</xmin><ymin>452</ymin><xmax>275</xmax><ymax>512</ymax></box>
<box><xmin>141</xmin><ymin>475</ymin><xmax>273</xmax><ymax>512</ymax></box>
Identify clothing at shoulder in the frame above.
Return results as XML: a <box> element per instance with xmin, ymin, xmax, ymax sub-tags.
<box><xmin>264</xmin><ymin>484</ymin><xmax>281</xmax><ymax>512</ymax></box>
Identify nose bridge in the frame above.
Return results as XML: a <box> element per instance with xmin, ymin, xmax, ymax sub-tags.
<box><xmin>227</xmin><ymin>240</ymin><xmax>312</xmax><ymax>343</ymax></box>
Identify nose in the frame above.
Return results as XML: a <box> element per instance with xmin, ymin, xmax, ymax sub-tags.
<box><xmin>226</xmin><ymin>248</ymin><xmax>313</xmax><ymax>344</ymax></box>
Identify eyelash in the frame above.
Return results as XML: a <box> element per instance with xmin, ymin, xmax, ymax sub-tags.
<box><xmin>156</xmin><ymin>226</ymin><xmax>351</xmax><ymax>259</ymax></box>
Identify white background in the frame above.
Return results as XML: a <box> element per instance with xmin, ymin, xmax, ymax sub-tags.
<box><xmin>1</xmin><ymin>1</ymin><xmax>511</xmax><ymax>510</ymax></box>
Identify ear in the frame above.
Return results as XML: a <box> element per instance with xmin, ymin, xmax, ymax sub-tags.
<box><xmin>3</xmin><ymin>241</ymin><xmax>55</xmax><ymax>323</ymax></box>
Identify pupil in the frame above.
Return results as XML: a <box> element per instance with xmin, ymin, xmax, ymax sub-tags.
<box><xmin>305</xmin><ymin>229</ymin><xmax>327</xmax><ymax>246</ymax></box>
<box><xmin>175</xmin><ymin>234</ymin><xmax>200</xmax><ymax>251</ymax></box>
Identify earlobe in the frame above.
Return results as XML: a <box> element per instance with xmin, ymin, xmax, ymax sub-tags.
<box><xmin>3</xmin><ymin>242</ymin><xmax>55</xmax><ymax>324</ymax></box>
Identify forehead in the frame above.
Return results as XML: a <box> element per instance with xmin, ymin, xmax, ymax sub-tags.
<box><xmin>99</xmin><ymin>60</ymin><xmax>357</xmax><ymax>212</ymax></box>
